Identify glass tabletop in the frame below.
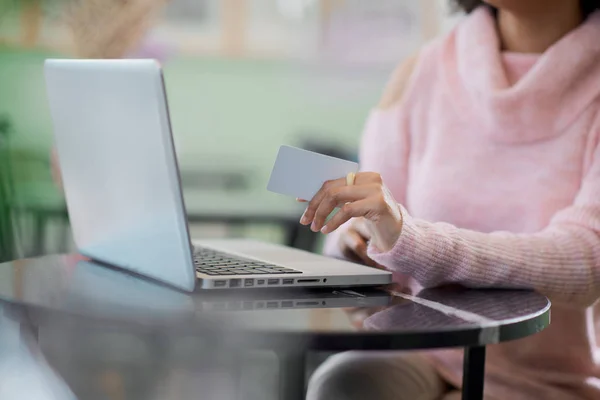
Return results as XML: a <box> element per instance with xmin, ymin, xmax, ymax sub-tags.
<box><xmin>0</xmin><ymin>254</ymin><xmax>550</xmax><ymax>351</ymax></box>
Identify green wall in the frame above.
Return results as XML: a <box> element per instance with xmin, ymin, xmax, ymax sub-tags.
<box><xmin>0</xmin><ymin>47</ymin><xmax>388</xmax><ymax>195</ymax></box>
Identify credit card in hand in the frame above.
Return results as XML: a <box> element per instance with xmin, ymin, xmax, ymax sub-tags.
<box><xmin>267</xmin><ymin>145</ymin><xmax>359</xmax><ymax>201</ymax></box>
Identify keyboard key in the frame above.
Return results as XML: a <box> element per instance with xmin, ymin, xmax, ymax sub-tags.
<box><xmin>256</xmin><ymin>268</ymin><xmax>278</xmax><ymax>273</ymax></box>
<box><xmin>192</xmin><ymin>246</ymin><xmax>303</xmax><ymax>276</ymax></box>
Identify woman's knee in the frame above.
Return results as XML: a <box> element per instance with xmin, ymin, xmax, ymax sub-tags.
<box><xmin>307</xmin><ymin>352</ymin><xmax>447</xmax><ymax>400</ymax></box>
<box><xmin>307</xmin><ymin>352</ymin><xmax>391</xmax><ymax>400</ymax></box>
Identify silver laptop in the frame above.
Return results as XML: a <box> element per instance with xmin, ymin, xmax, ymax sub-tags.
<box><xmin>44</xmin><ymin>59</ymin><xmax>392</xmax><ymax>292</ymax></box>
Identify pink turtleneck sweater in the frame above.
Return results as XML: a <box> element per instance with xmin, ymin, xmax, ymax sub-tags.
<box><xmin>324</xmin><ymin>7</ymin><xmax>600</xmax><ymax>399</ymax></box>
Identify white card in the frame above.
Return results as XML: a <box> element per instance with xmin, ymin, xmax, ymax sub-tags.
<box><xmin>267</xmin><ymin>145</ymin><xmax>359</xmax><ymax>200</ymax></box>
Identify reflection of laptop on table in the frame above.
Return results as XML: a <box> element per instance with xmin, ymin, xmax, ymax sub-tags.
<box><xmin>67</xmin><ymin>260</ymin><xmax>391</xmax><ymax>314</ymax></box>
<box><xmin>44</xmin><ymin>59</ymin><xmax>392</xmax><ymax>292</ymax></box>
<box><xmin>195</xmin><ymin>287</ymin><xmax>392</xmax><ymax>312</ymax></box>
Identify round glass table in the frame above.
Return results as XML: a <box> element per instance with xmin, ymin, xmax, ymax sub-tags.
<box><xmin>0</xmin><ymin>255</ymin><xmax>550</xmax><ymax>400</ymax></box>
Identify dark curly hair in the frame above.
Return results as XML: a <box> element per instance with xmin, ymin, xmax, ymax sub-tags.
<box><xmin>453</xmin><ymin>0</ymin><xmax>600</xmax><ymax>18</ymax></box>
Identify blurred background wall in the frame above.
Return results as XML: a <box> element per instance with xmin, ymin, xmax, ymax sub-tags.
<box><xmin>0</xmin><ymin>0</ymin><xmax>460</xmax><ymax>261</ymax></box>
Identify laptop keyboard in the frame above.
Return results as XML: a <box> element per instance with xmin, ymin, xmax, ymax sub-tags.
<box><xmin>193</xmin><ymin>247</ymin><xmax>303</xmax><ymax>276</ymax></box>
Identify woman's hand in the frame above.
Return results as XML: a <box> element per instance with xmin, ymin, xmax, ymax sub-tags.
<box><xmin>300</xmin><ymin>172</ymin><xmax>403</xmax><ymax>252</ymax></box>
<box><xmin>337</xmin><ymin>217</ymin><xmax>378</xmax><ymax>266</ymax></box>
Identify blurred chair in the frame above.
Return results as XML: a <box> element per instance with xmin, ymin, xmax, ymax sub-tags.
<box><xmin>300</xmin><ymin>138</ymin><xmax>358</xmax><ymax>163</ymax></box>
<box><xmin>180</xmin><ymin>168</ymin><xmax>251</xmax><ymax>192</ymax></box>
<box><xmin>0</xmin><ymin>116</ymin><xmax>19</xmax><ymax>263</ymax></box>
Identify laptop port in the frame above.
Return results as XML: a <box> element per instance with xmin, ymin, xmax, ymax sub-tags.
<box><xmin>214</xmin><ymin>280</ymin><xmax>227</xmax><ymax>288</ymax></box>
<box><xmin>282</xmin><ymin>278</ymin><xmax>294</xmax><ymax>285</ymax></box>
<box><xmin>268</xmin><ymin>279</ymin><xmax>280</xmax><ymax>285</ymax></box>
<box><xmin>256</xmin><ymin>279</ymin><xmax>265</xmax><ymax>285</ymax></box>
<box><xmin>244</xmin><ymin>279</ymin><xmax>254</xmax><ymax>287</ymax></box>
<box><xmin>229</xmin><ymin>279</ymin><xmax>241</xmax><ymax>288</ymax></box>
<box><xmin>243</xmin><ymin>301</ymin><xmax>254</xmax><ymax>310</ymax></box>
<box><xmin>281</xmin><ymin>301</ymin><xmax>293</xmax><ymax>308</ymax></box>
<box><xmin>266</xmin><ymin>301</ymin><xmax>278</xmax><ymax>309</ymax></box>
<box><xmin>256</xmin><ymin>302</ymin><xmax>265</xmax><ymax>309</ymax></box>
<box><xmin>296</xmin><ymin>301</ymin><xmax>319</xmax><ymax>307</ymax></box>
<box><xmin>297</xmin><ymin>279</ymin><xmax>320</xmax><ymax>283</ymax></box>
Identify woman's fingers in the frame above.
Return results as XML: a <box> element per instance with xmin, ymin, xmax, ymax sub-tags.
<box><xmin>341</xmin><ymin>229</ymin><xmax>370</xmax><ymax>264</ymax></box>
<box><xmin>300</xmin><ymin>179</ymin><xmax>345</xmax><ymax>225</ymax></box>
<box><xmin>352</xmin><ymin>217</ymin><xmax>372</xmax><ymax>241</ymax></box>
<box><xmin>340</xmin><ymin>226</ymin><xmax>383</xmax><ymax>268</ymax></box>
<box><xmin>300</xmin><ymin>172</ymin><xmax>382</xmax><ymax>232</ymax></box>
<box><xmin>308</xmin><ymin>185</ymin><xmax>378</xmax><ymax>232</ymax></box>
<box><xmin>355</xmin><ymin>172</ymin><xmax>384</xmax><ymax>185</ymax></box>
<box><xmin>320</xmin><ymin>199</ymin><xmax>374</xmax><ymax>233</ymax></box>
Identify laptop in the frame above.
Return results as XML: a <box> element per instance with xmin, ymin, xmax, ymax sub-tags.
<box><xmin>43</xmin><ymin>59</ymin><xmax>392</xmax><ymax>292</ymax></box>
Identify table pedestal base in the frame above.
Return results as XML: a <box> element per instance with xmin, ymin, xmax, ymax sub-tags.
<box><xmin>279</xmin><ymin>351</ymin><xmax>306</xmax><ymax>400</ymax></box>
<box><xmin>462</xmin><ymin>346</ymin><xmax>486</xmax><ymax>400</ymax></box>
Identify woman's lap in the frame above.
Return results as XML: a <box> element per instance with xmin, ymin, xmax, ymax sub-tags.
<box><xmin>307</xmin><ymin>351</ymin><xmax>460</xmax><ymax>400</ymax></box>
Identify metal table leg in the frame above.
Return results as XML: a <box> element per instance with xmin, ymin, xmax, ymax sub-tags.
<box><xmin>462</xmin><ymin>346</ymin><xmax>486</xmax><ymax>400</ymax></box>
<box><xmin>33</xmin><ymin>213</ymin><xmax>47</xmax><ymax>256</ymax></box>
<box><xmin>278</xmin><ymin>351</ymin><xmax>306</xmax><ymax>400</ymax></box>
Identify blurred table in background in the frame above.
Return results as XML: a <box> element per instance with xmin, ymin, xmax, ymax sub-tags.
<box><xmin>11</xmin><ymin>177</ymin><xmax>317</xmax><ymax>257</ymax></box>
<box><xmin>10</xmin><ymin>144</ymin><xmax>357</xmax><ymax>258</ymax></box>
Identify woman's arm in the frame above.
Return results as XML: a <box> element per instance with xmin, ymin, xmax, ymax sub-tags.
<box><xmin>369</xmin><ymin>138</ymin><xmax>600</xmax><ymax>307</ymax></box>
<box><xmin>308</xmin><ymin>138</ymin><xmax>600</xmax><ymax>306</ymax></box>
<box><xmin>307</xmin><ymin>53</ymin><xmax>600</xmax><ymax>306</ymax></box>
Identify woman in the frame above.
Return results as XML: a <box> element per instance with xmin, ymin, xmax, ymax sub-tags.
<box><xmin>304</xmin><ymin>0</ymin><xmax>600</xmax><ymax>399</ymax></box>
